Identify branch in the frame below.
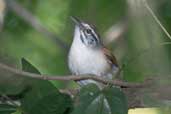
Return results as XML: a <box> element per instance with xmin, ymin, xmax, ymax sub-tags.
<box><xmin>0</xmin><ymin>62</ymin><xmax>149</xmax><ymax>88</ymax></box>
<box><xmin>0</xmin><ymin>95</ymin><xmax>20</xmax><ymax>107</ymax></box>
<box><xmin>6</xmin><ymin>0</ymin><xmax>69</xmax><ymax>50</ymax></box>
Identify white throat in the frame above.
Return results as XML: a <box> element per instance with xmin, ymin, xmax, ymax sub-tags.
<box><xmin>72</xmin><ymin>26</ymin><xmax>82</xmax><ymax>44</ymax></box>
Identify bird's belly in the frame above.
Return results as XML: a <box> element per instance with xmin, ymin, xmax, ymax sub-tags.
<box><xmin>69</xmin><ymin>50</ymin><xmax>110</xmax><ymax>76</ymax></box>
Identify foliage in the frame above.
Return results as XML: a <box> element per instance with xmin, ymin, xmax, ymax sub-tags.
<box><xmin>71</xmin><ymin>84</ymin><xmax>128</xmax><ymax>114</ymax></box>
<box><xmin>0</xmin><ymin>104</ymin><xmax>16</xmax><ymax>114</ymax></box>
<box><xmin>0</xmin><ymin>59</ymin><xmax>128</xmax><ymax>114</ymax></box>
<box><xmin>21</xmin><ymin>58</ymin><xmax>73</xmax><ymax>114</ymax></box>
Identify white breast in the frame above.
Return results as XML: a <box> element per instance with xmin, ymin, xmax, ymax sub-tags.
<box><xmin>68</xmin><ymin>39</ymin><xmax>110</xmax><ymax>77</ymax></box>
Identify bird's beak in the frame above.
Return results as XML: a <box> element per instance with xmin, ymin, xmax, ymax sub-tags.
<box><xmin>70</xmin><ymin>16</ymin><xmax>84</xmax><ymax>30</ymax></box>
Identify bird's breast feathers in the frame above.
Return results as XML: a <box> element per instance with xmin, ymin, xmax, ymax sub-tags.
<box><xmin>68</xmin><ymin>45</ymin><xmax>112</xmax><ymax>76</ymax></box>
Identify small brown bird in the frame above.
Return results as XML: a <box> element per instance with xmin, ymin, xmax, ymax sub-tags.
<box><xmin>68</xmin><ymin>17</ymin><xmax>119</xmax><ymax>86</ymax></box>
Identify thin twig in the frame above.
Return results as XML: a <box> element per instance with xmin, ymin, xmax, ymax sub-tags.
<box><xmin>0</xmin><ymin>62</ymin><xmax>148</xmax><ymax>88</ymax></box>
<box><xmin>1</xmin><ymin>95</ymin><xmax>20</xmax><ymax>107</ymax></box>
<box><xmin>6</xmin><ymin>0</ymin><xmax>69</xmax><ymax>50</ymax></box>
<box><xmin>144</xmin><ymin>0</ymin><xmax>171</xmax><ymax>40</ymax></box>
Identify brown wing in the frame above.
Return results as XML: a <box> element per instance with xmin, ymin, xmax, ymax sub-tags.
<box><xmin>102</xmin><ymin>47</ymin><xmax>118</xmax><ymax>68</ymax></box>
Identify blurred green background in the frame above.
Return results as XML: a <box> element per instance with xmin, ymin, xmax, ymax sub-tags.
<box><xmin>1</xmin><ymin>0</ymin><xmax>127</xmax><ymax>87</ymax></box>
<box><xmin>1</xmin><ymin>0</ymin><xmax>126</xmax><ymax>74</ymax></box>
<box><xmin>0</xmin><ymin>0</ymin><xmax>171</xmax><ymax>113</ymax></box>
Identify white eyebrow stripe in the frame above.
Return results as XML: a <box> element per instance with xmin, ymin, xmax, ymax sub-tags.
<box><xmin>80</xmin><ymin>30</ymin><xmax>86</xmax><ymax>39</ymax></box>
<box><xmin>86</xmin><ymin>24</ymin><xmax>98</xmax><ymax>38</ymax></box>
<box><xmin>84</xmin><ymin>24</ymin><xmax>98</xmax><ymax>38</ymax></box>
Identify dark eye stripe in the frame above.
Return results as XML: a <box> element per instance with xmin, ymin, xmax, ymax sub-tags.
<box><xmin>90</xmin><ymin>31</ymin><xmax>98</xmax><ymax>43</ymax></box>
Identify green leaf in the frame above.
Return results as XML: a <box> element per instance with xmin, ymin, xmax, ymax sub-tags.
<box><xmin>21</xmin><ymin>58</ymin><xmax>40</xmax><ymax>74</ymax></box>
<box><xmin>0</xmin><ymin>58</ymin><xmax>29</xmax><ymax>95</ymax></box>
<box><xmin>26</xmin><ymin>92</ymin><xmax>72</xmax><ymax>114</ymax></box>
<box><xmin>0</xmin><ymin>104</ymin><xmax>16</xmax><ymax>114</ymax></box>
<box><xmin>21</xmin><ymin>58</ymin><xmax>73</xmax><ymax>114</ymax></box>
<box><xmin>11</xmin><ymin>108</ymin><xmax>22</xmax><ymax>114</ymax></box>
<box><xmin>71</xmin><ymin>84</ymin><xmax>104</xmax><ymax>114</ymax></box>
<box><xmin>71</xmin><ymin>84</ymin><xmax>128</xmax><ymax>114</ymax></box>
<box><xmin>102</xmin><ymin>87</ymin><xmax>128</xmax><ymax>114</ymax></box>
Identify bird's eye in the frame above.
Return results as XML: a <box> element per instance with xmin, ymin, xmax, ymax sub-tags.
<box><xmin>85</xmin><ymin>29</ymin><xmax>91</xmax><ymax>34</ymax></box>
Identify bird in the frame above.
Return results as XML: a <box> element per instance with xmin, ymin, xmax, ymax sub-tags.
<box><xmin>68</xmin><ymin>16</ymin><xmax>119</xmax><ymax>87</ymax></box>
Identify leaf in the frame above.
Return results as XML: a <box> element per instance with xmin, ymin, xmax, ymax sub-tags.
<box><xmin>21</xmin><ymin>58</ymin><xmax>40</xmax><ymax>74</ymax></box>
<box><xmin>11</xmin><ymin>108</ymin><xmax>22</xmax><ymax>114</ymax></box>
<box><xmin>102</xmin><ymin>87</ymin><xmax>128</xmax><ymax>114</ymax></box>
<box><xmin>71</xmin><ymin>84</ymin><xmax>104</xmax><ymax>114</ymax></box>
<box><xmin>0</xmin><ymin>58</ymin><xmax>29</xmax><ymax>95</ymax></box>
<box><xmin>0</xmin><ymin>104</ymin><xmax>16</xmax><ymax>114</ymax></box>
<box><xmin>21</xmin><ymin>58</ymin><xmax>73</xmax><ymax>114</ymax></box>
<box><xmin>71</xmin><ymin>84</ymin><xmax>128</xmax><ymax>114</ymax></box>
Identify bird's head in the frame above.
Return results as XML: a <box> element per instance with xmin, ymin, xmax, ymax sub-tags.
<box><xmin>71</xmin><ymin>16</ymin><xmax>102</xmax><ymax>48</ymax></box>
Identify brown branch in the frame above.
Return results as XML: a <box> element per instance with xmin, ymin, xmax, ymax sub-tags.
<box><xmin>6</xmin><ymin>0</ymin><xmax>69</xmax><ymax>50</ymax></box>
<box><xmin>0</xmin><ymin>62</ymin><xmax>149</xmax><ymax>88</ymax></box>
